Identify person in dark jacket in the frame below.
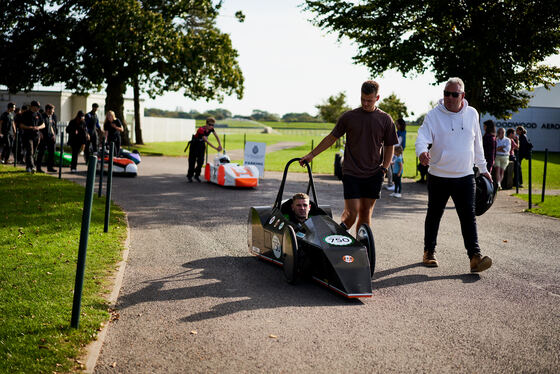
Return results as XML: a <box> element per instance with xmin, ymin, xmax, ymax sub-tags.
<box><xmin>482</xmin><ymin>120</ymin><xmax>496</xmax><ymax>174</ymax></box>
<box><xmin>66</xmin><ymin>110</ymin><xmax>87</xmax><ymax>173</ymax></box>
<box><xmin>516</xmin><ymin>125</ymin><xmax>532</xmax><ymax>187</ymax></box>
<box><xmin>103</xmin><ymin>110</ymin><xmax>124</xmax><ymax>156</ymax></box>
<box><xmin>84</xmin><ymin>103</ymin><xmax>101</xmax><ymax>160</ymax></box>
<box><xmin>36</xmin><ymin>103</ymin><xmax>58</xmax><ymax>172</ymax></box>
<box><xmin>0</xmin><ymin>102</ymin><xmax>16</xmax><ymax>164</ymax></box>
<box><xmin>19</xmin><ymin>100</ymin><xmax>45</xmax><ymax>172</ymax></box>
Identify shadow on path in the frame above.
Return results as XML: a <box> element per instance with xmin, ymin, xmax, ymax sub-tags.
<box><xmin>116</xmin><ymin>255</ymin><xmax>361</xmax><ymax>322</ymax></box>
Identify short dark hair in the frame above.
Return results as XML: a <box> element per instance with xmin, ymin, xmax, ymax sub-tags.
<box><xmin>361</xmin><ymin>80</ymin><xmax>379</xmax><ymax>95</ymax></box>
<box><xmin>483</xmin><ymin>120</ymin><xmax>495</xmax><ymax>134</ymax></box>
<box><xmin>506</xmin><ymin>128</ymin><xmax>515</xmax><ymax>136</ymax></box>
<box><xmin>7</xmin><ymin>102</ymin><xmax>15</xmax><ymax>109</ymax></box>
<box><xmin>45</xmin><ymin>103</ymin><xmax>54</xmax><ymax>110</ymax></box>
<box><xmin>92</xmin><ymin>103</ymin><xmax>99</xmax><ymax>108</ymax></box>
<box><xmin>30</xmin><ymin>100</ymin><xmax>40</xmax><ymax>107</ymax></box>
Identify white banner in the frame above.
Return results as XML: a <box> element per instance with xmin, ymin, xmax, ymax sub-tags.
<box><xmin>244</xmin><ymin>142</ymin><xmax>266</xmax><ymax>177</ymax></box>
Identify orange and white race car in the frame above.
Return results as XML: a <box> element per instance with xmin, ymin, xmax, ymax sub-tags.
<box><xmin>204</xmin><ymin>154</ymin><xmax>259</xmax><ymax>187</ymax></box>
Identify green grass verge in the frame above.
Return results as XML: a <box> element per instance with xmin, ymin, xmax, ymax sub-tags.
<box><xmin>0</xmin><ymin>165</ymin><xmax>127</xmax><ymax>373</ymax></box>
<box><xmin>513</xmin><ymin>193</ymin><xmax>560</xmax><ymax>218</ymax></box>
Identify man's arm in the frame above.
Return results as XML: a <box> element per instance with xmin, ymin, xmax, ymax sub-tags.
<box><xmin>299</xmin><ymin>134</ymin><xmax>338</xmax><ymax>166</ymax></box>
<box><xmin>382</xmin><ymin>145</ymin><xmax>394</xmax><ymax>170</ymax></box>
<box><xmin>415</xmin><ymin>116</ymin><xmax>433</xmax><ymax>166</ymax></box>
<box><xmin>212</xmin><ymin>131</ymin><xmax>223</xmax><ymax>152</ymax></box>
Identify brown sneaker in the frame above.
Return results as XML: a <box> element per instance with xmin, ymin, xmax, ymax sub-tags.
<box><xmin>423</xmin><ymin>251</ymin><xmax>438</xmax><ymax>267</ymax></box>
<box><xmin>470</xmin><ymin>254</ymin><xmax>492</xmax><ymax>273</ymax></box>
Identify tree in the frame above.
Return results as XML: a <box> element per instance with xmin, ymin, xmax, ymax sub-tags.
<box><xmin>315</xmin><ymin>92</ymin><xmax>351</xmax><ymax>123</ymax></box>
<box><xmin>281</xmin><ymin>112</ymin><xmax>320</xmax><ymax>122</ymax></box>
<box><xmin>377</xmin><ymin>93</ymin><xmax>409</xmax><ymax>122</ymax></box>
<box><xmin>304</xmin><ymin>0</ymin><xmax>560</xmax><ymax>118</ymax></box>
<box><xmin>251</xmin><ymin>110</ymin><xmax>280</xmax><ymax>122</ymax></box>
<box><xmin>0</xmin><ymin>0</ymin><xmax>244</xmax><ymax>145</ymax></box>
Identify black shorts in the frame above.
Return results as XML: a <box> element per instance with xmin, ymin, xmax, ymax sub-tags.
<box><xmin>342</xmin><ymin>172</ymin><xmax>384</xmax><ymax>200</ymax></box>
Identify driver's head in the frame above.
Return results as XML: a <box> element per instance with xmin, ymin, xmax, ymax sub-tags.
<box><xmin>291</xmin><ymin>193</ymin><xmax>310</xmax><ymax>223</ymax></box>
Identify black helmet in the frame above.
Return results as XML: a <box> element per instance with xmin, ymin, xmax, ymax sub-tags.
<box><xmin>475</xmin><ymin>174</ymin><xmax>496</xmax><ymax>216</ymax></box>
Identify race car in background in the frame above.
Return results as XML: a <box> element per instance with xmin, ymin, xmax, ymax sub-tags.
<box><xmin>248</xmin><ymin>158</ymin><xmax>376</xmax><ymax>298</ymax></box>
<box><xmin>205</xmin><ymin>154</ymin><xmax>259</xmax><ymax>187</ymax></box>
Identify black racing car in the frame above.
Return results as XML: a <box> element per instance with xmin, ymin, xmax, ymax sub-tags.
<box><xmin>247</xmin><ymin>158</ymin><xmax>375</xmax><ymax>298</ymax></box>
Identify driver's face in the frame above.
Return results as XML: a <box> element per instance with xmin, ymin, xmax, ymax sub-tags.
<box><xmin>292</xmin><ymin>198</ymin><xmax>310</xmax><ymax>222</ymax></box>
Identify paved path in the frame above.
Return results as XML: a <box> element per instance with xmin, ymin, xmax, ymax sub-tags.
<box><xmin>65</xmin><ymin>156</ymin><xmax>559</xmax><ymax>373</ymax></box>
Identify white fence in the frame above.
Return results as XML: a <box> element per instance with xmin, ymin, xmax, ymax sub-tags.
<box><xmin>130</xmin><ymin>117</ymin><xmax>196</xmax><ymax>143</ymax></box>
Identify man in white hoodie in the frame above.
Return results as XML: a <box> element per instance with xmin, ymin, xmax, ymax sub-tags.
<box><xmin>415</xmin><ymin>77</ymin><xmax>492</xmax><ymax>273</ymax></box>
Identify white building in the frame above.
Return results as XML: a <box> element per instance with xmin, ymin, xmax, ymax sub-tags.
<box><xmin>0</xmin><ymin>89</ymin><xmax>139</xmax><ymax>125</ymax></box>
<box><xmin>481</xmin><ymin>84</ymin><xmax>560</xmax><ymax>152</ymax></box>
<box><xmin>0</xmin><ymin>89</ymin><xmax>195</xmax><ymax>143</ymax></box>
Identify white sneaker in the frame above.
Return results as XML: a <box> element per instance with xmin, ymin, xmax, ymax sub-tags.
<box><xmin>384</xmin><ymin>185</ymin><xmax>395</xmax><ymax>191</ymax></box>
<box><xmin>389</xmin><ymin>192</ymin><xmax>396</xmax><ymax>197</ymax></box>
<box><xmin>394</xmin><ymin>193</ymin><xmax>402</xmax><ymax>198</ymax></box>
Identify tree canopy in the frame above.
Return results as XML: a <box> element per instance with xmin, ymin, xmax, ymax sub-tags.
<box><xmin>1</xmin><ymin>0</ymin><xmax>244</xmax><ymax>144</ymax></box>
<box><xmin>377</xmin><ymin>93</ymin><xmax>409</xmax><ymax>123</ymax></box>
<box><xmin>304</xmin><ymin>0</ymin><xmax>560</xmax><ymax>118</ymax></box>
<box><xmin>315</xmin><ymin>92</ymin><xmax>351</xmax><ymax>123</ymax></box>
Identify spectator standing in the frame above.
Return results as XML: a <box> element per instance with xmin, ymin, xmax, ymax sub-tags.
<box><xmin>103</xmin><ymin>110</ymin><xmax>124</xmax><ymax>157</ymax></box>
<box><xmin>390</xmin><ymin>145</ymin><xmax>403</xmax><ymax>198</ymax></box>
<box><xmin>0</xmin><ymin>102</ymin><xmax>16</xmax><ymax>164</ymax></box>
<box><xmin>482</xmin><ymin>120</ymin><xmax>496</xmax><ymax>174</ymax></box>
<box><xmin>506</xmin><ymin>128</ymin><xmax>519</xmax><ymax>185</ymax></box>
<box><xmin>396</xmin><ymin>118</ymin><xmax>407</xmax><ymax>149</ymax></box>
<box><xmin>84</xmin><ymin>103</ymin><xmax>101</xmax><ymax>160</ymax></box>
<box><xmin>14</xmin><ymin>106</ymin><xmax>27</xmax><ymax>163</ymax></box>
<box><xmin>516</xmin><ymin>126</ymin><xmax>532</xmax><ymax>187</ymax></box>
<box><xmin>300</xmin><ymin>80</ymin><xmax>398</xmax><ymax>234</ymax></box>
<box><xmin>66</xmin><ymin>111</ymin><xmax>87</xmax><ymax>173</ymax></box>
<box><xmin>494</xmin><ymin>128</ymin><xmax>511</xmax><ymax>188</ymax></box>
<box><xmin>415</xmin><ymin>77</ymin><xmax>492</xmax><ymax>273</ymax></box>
<box><xmin>19</xmin><ymin>101</ymin><xmax>45</xmax><ymax>173</ymax></box>
<box><xmin>186</xmin><ymin>117</ymin><xmax>222</xmax><ymax>182</ymax></box>
<box><xmin>36</xmin><ymin>103</ymin><xmax>58</xmax><ymax>172</ymax></box>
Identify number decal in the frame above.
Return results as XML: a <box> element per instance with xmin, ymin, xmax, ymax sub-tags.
<box><xmin>324</xmin><ymin>235</ymin><xmax>353</xmax><ymax>246</ymax></box>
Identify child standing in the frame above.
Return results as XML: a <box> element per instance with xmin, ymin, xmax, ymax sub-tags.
<box><xmin>390</xmin><ymin>145</ymin><xmax>403</xmax><ymax>198</ymax></box>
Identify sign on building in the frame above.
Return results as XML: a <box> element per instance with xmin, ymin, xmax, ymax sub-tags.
<box><xmin>481</xmin><ymin>107</ymin><xmax>560</xmax><ymax>152</ymax></box>
<box><xmin>244</xmin><ymin>142</ymin><xmax>266</xmax><ymax>177</ymax></box>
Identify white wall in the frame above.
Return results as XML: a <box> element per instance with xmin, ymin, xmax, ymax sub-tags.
<box><xmin>132</xmin><ymin>117</ymin><xmax>195</xmax><ymax>143</ymax></box>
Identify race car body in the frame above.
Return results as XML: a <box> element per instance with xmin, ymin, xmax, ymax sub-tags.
<box><xmin>120</xmin><ymin>148</ymin><xmax>141</xmax><ymax>164</ymax></box>
<box><xmin>98</xmin><ymin>154</ymin><xmax>138</xmax><ymax>176</ymax></box>
<box><xmin>204</xmin><ymin>154</ymin><xmax>259</xmax><ymax>187</ymax></box>
<box><xmin>248</xmin><ymin>158</ymin><xmax>375</xmax><ymax>298</ymax></box>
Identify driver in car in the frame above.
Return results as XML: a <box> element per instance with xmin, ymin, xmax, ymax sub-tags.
<box><xmin>286</xmin><ymin>193</ymin><xmax>311</xmax><ymax>230</ymax></box>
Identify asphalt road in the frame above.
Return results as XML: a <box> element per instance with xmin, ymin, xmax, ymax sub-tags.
<box><xmin>77</xmin><ymin>156</ymin><xmax>559</xmax><ymax>373</ymax></box>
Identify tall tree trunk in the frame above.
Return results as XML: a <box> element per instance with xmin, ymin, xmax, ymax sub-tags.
<box><xmin>133</xmin><ymin>76</ymin><xmax>144</xmax><ymax>145</ymax></box>
<box><xmin>105</xmin><ymin>77</ymin><xmax>130</xmax><ymax>146</ymax></box>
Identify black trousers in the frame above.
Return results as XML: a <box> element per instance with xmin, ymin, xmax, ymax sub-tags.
<box><xmin>424</xmin><ymin>173</ymin><xmax>480</xmax><ymax>259</ymax></box>
<box><xmin>70</xmin><ymin>143</ymin><xmax>82</xmax><ymax>170</ymax></box>
<box><xmin>85</xmin><ymin>132</ymin><xmax>98</xmax><ymax>160</ymax></box>
<box><xmin>37</xmin><ymin>134</ymin><xmax>56</xmax><ymax>170</ymax></box>
<box><xmin>24</xmin><ymin>134</ymin><xmax>40</xmax><ymax>170</ymax></box>
<box><xmin>1</xmin><ymin>134</ymin><xmax>14</xmax><ymax>162</ymax></box>
<box><xmin>187</xmin><ymin>143</ymin><xmax>205</xmax><ymax>178</ymax></box>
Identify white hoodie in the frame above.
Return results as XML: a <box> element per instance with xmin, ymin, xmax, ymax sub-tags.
<box><xmin>415</xmin><ymin>98</ymin><xmax>488</xmax><ymax>178</ymax></box>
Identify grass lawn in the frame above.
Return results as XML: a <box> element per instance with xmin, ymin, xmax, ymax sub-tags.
<box><xmin>0</xmin><ymin>165</ymin><xmax>127</xmax><ymax>373</ymax></box>
<box><xmin>514</xmin><ymin>193</ymin><xmax>560</xmax><ymax>218</ymax></box>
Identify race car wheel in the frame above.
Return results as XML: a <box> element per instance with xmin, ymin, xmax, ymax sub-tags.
<box><xmin>357</xmin><ymin>224</ymin><xmax>376</xmax><ymax>277</ymax></box>
<box><xmin>282</xmin><ymin>225</ymin><xmax>299</xmax><ymax>284</ymax></box>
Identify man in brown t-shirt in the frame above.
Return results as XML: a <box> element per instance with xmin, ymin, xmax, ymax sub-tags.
<box><xmin>300</xmin><ymin>81</ymin><xmax>398</xmax><ymax>233</ymax></box>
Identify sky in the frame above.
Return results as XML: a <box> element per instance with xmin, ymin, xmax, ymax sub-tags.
<box><xmin>142</xmin><ymin>0</ymin><xmax>445</xmax><ymax>119</ymax></box>
<box><xmin>142</xmin><ymin>1</ymin><xmax>560</xmax><ymax>120</ymax></box>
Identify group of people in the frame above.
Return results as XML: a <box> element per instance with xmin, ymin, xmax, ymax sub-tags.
<box><xmin>301</xmin><ymin>78</ymin><xmax>493</xmax><ymax>273</ymax></box>
<box><xmin>482</xmin><ymin>120</ymin><xmax>533</xmax><ymax>189</ymax></box>
<box><xmin>0</xmin><ymin>101</ymin><xmax>124</xmax><ymax>173</ymax></box>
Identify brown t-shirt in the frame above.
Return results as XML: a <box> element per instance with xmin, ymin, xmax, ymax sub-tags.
<box><xmin>331</xmin><ymin>107</ymin><xmax>398</xmax><ymax>178</ymax></box>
